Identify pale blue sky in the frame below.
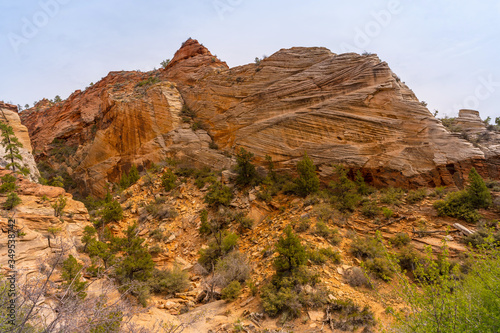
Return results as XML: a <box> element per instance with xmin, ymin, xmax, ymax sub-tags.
<box><xmin>1</xmin><ymin>0</ymin><xmax>499</xmax><ymax>119</ymax></box>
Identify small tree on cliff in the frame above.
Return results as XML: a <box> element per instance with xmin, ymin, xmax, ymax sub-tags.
<box><xmin>0</xmin><ymin>121</ymin><xmax>28</xmax><ymax>175</ymax></box>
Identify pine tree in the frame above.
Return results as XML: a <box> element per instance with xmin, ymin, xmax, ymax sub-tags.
<box><xmin>235</xmin><ymin>148</ymin><xmax>258</xmax><ymax>186</ymax></box>
<box><xmin>0</xmin><ymin>122</ymin><xmax>26</xmax><ymax>174</ymax></box>
<box><xmin>274</xmin><ymin>225</ymin><xmax>306</xmax><ymax>274</ymax></box>
<box><xmin>61</xmin><ymin>255</ymin><xmax>87</xmax><ymax>299</ymax></box>
<box><xmin>467</xmin><ymin>167</ymin><xmax>492</xmax><ymax>209</ymax></box>
<box><xmin>294</xmin><ymin>152</ymin><xmax>319</xmax><ymax>197</ymax></box>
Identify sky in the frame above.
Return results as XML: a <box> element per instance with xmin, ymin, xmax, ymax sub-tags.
<box><xmin>1</xmin><ymin>0</ymin><xmax>499</xmax><ymax>120</ymax></box>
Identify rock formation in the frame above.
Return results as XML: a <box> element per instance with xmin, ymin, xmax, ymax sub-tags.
<box><xmin>20</xmin><ymin>39</ymin><xmax>498</xmax><ymax>196</ymax></box>
<box><xmin>0</xmin><ymin>168</ymin><xmax>89</xmax><ymax>273</ymax></box>
<box><xmin>0</xmin><ymin>102</ymin><xmax>40</xmax><ymax>181</ymax></box>
<box><xmin>21</xmin><ymin>71</ymin><xmax>231</xmax><ymax>197</ymax></box>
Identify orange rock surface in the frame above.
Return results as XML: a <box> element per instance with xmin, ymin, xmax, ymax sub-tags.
<box><xmin>20</xmin><ymin>39</ymin><xmax>497</xmax><ymax>196</ymax></box>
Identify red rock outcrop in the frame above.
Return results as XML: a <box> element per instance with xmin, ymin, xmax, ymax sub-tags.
<box><xmin>21</xmin><ymin>61</ymin><xmax>231</xmax><ymax>197</ymax></box>
<box><xmin>163</xmin><ymin>42</ymin><xmax>488</xmax><ymax>188</ymax></box>
<box><xmin>20</xmin><ymin>39</ymin><xmax>497</xmax><ymax>196</ymax></box>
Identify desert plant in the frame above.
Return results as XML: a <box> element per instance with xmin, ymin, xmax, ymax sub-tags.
<box><xmin>389</xmin><ymin>243</ymin><xmax>500</xmax><ymax>333</ymax></box>
<box><xmin>161</xmin><ymin>169</ymin><xmax>177</xmax><ymax>191</ymax></box>
<box><xmin>344</xmin><ymin>266</ymin><xmax>372</xmax><ymax>288</ymax></box>
<box><xmin>324</xmin><ymin>299</ymin><xmax>375</xmax><ymax>331</ymax></box>
<box><xmin>314</xmin><ymin>221</ymin><xmax>341</xmax><ymax>245</ymax></box>
<box><xmin>390</xmin><ymin>232</ymin><xmax>411</xmax><ymax>248</ymax></box>
<box><xmin>329</xmin><ymin>166</ymin><xmax>361</xmax><ymax>212</ymax></box>
<box><xmin>0</xmin><ymin>121</ymin><xmax>29</xmax><ymax>174</ymax></box>
<box><xmin>204</xmin><ymin>182</ymin><xmax>233</xmax><ymax>207</ymax></box>
<box><xmin>119</xmin><ymin>165</ymin><xmax>140</xmax><ymax>189</ymax></box>
<box><xmin>380</xmin><ymin>187</ymin><xmax>405</xmax><ymax>205</ymax></box>
<box><xmin>147</xmin><ymin>266</ymin><xmax>189</xmax><ymax>295</ymax></box>
<box><xmin>274</xmin><ymin>226</ymin><xmax>307</xmax><ymax>274</ymax></box>
<box><xmin>234</xmin><ymin>147</ymin><xmax>259</xmax><ymax>186</ymax></box>
<box><xmin>51</xmin><ymin>194</ymin><xmax>67</xmax><ymax>217</ymax></box>
<box><xmin>0</xmin><ymin>174</ymin><xmax>17</xmax><ymax>193</ymax></box>
<box><xmin>382</xmin><ymin>207</ymin><xmax>393</xmax><ymax>219</ymax></box>
<box><xmin>4</xmin><ymin>191</ymin><xmax>21</xmax><ymax>210</ymax></box>
<box><xmin>100</xmin><ymin>196</ymin><xmax>123</xmax><ymax>224</ymax></box>
<box><xmin>61</xmin><ymin>255</ymin><xmax>87</xmax><ymax>299</ymax></box>
<box><xmin>294</xmin><ymin>152</ymin><xmax>320</xmax><ymax>197</ymax></box>
<box><xmin>406</xmin><ymin>188</ymin><xmax>427</xmax><ymax>204</ymax></box>
<box><xmin>360</xmin><ymin>200</ymin><xmax>380</xmax><ymax>218</ymax></box>
<box><xmin>221</xmin><ymin>281</ymin><xmax>242</xmax><ymax>301</ymax></box>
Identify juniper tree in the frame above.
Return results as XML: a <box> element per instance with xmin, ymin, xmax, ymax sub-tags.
<box><xmin>294</xmin><ymin>152</ymin><xmax>319</xmax><ymax>197</ymax></box>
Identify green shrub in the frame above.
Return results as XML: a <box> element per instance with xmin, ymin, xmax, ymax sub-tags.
<box><xmin>396</xmin><ymin>245</ymin><xmax>422</xmax><ymax>272</ymax></box>
<box><xmin>311</xmin><ymin>203</ymin><xmax>335</xmax><ymax>222</ymax></box>
<box><xmin>307</xmin><ymin>249</ymin><xmax>327</xmax><ymax>264</ymax></box>
<box><xmin>360</xmin><ymin>200</ymin><xmax>380</xmax><ymax>218</ymax></box>
<box><xmin>318</xmin><ymin>247</ymin><xmax>341</xmax><ymax>264</ymax></box>
<box><xmin>204</xmin><ymin>182</ymin><xmax>233</xmax><ymax>207</ymax></box>
<box><xmin>329</xmin><ymin>166</ymin><xmax>361</xmax><ymax>212</ymax></box>
<box><xmin>364</xmin><ymin>256</ymin><xmax>394</xmax><ymax>281</ymax></box>
<box><xmin>274</xmin><ymin>226</ymin><xmax>307</xmax><ymax>274</ymax></box>
<box><xmin>113</xmin><ymin>224</ymin><xmax>154</xmax><ymax>283</ymax></box>
<box><xmin>314</xmin><ymin>222</ymin><xmax>340</xmax><ymax>245</ymax></box>
<box><xmin>0</xmin><ymin>174</ymin><xmax>17</xmax><ymax>193</ymax></box>
<box><xmin>467</xmin><ymin>167</ymin><xmax>492</xmax><ymax>208</ymax></box>
<box><xmin>161</xmin><ymin>169</ymin><xmax>177</xmax><ymax>191</ymax></box>
<box><xmin>147</xmin><ymin>267</ymin><xmax>189</xmax><ymax>295</ymax></box>
<box><xmin>382</xmin><ymin>207</ymin><xmax>393</xmax><ymax>219</ymax></box>
<box><xmin>61</xmin><ymin>255</ymin><xmax>87</xmax><ymax>299</ymax></box>
<box><xmin>294</xmin><ymin>152</ymin><xmax>319</xmax><ymax>197</ymax></box>
<box><xmin>193</xmin><ymin>167</ymin><xmax>217</xmax><ymax>188</ymax></box>
<box><xmin>148</xmin><ymin>229</ymin><xmax>164</xmax><ymax>242</ymax></box>
<box><xmin>119</xmin><ymin>165</ymin><xmax>140</xmax><ymax>189</ymax></box>
<box><xmin>4</xmin><ymin>191</ymin><xmax>21</xmax><ymax>210</ymax></box>
<box><xmin>51</xmin><ymin>194</ymin><xmax>67</xmax><ymax>217</ymax></box>
<box><xmin>430</xmin><ymin>186</ymin><xmax>446</xmax><ymax>198</ymax></box>
<box><xmin>349</xmin><ymin>235</ymin><xmax>384</xmax><ymax>260</ymax></box>
<box><xmin>221</xmin><ymin>281</ymin><xmax>242</xmax><ymax>301</ymax></box>
<box><xmin>381</xmin><ymin>187</ymin><xmax>405</xmax><ymax>205</ymax></box>
<box><xmin>135</xmin><ymin>76</ymin><xmax>160</xmax><ymax>87</ymax></box>
<box><xmin>390</xmin><ymin>244</ymin><xmax>500</xmax><ymax>333</ymax></box>
<box><xmin>325</xmin><ymin>299</ymin><xmax>375</xmax><ymax>331</ymax></box>
<box><xmin>433</xmin><ymin>168</ymin><xmax>490</xmax><ymax>223</ymax></box>
<box><xmin>391</xmin><ymin>232</ymin><xmax>411</xmax><ymax>248</ymax></box>
<box><xmin>406</xmin><ymin>188</ymin><xmax>427</xmax><ymax>204</ymax></box>
<box><xmin>434</xmin><ymin>190</ymin><xmax>481</xmax><ymax>223</ymax></box>
<box><xmin>262</xmin><ymin>227</ymin><xmax>321</xmax><ymax>318</ymax></box>
<box><xmin>355</xmin><ymin>170</ymin><xmax>375</xmax><ymax>195</ymax></box>
<box><xmin>198</xmin><ymin>232</ymin><xmax>239</xmax><ymax>270</ymax></box>
<box><xmin>101</xmin><ymin>198</ymin><xmax>123</xmax><ymax>224</ymax></box>
<box><xmin>234</xmin><ymin>148</ymin><xmax>259</xmax><ymax>186</ymax></box>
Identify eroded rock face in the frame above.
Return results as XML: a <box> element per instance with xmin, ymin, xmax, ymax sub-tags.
<box><xmin>0</xmin><ymin>168</ymin><xmax>90</xmax><ymax>274</ymax></box>
<box><xmin>0</xmin><ymin>102</ymin><xmax>40</xmax><ymax>181</ymax></box>
<box><xmin>164</xmin><ymin>42</ymin><xmax>488</xmax><ymax>188</ymax></box>
<box><xmin>20</xmin><ymin>39</ymin><xmax>497</xmax><ymax>195</ymax></box>
<box><xmin>21</xmin><ymin>71</ymin><xmax>230</xmax><ymax>197</ymax></box>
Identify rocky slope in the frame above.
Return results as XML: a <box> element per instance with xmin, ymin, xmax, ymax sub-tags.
<box><xmin>20</xmin><ymin>39</ymin><xmax>496</xmax><ymax>198</ymax></box>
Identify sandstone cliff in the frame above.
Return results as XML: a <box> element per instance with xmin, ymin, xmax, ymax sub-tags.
<box><xmin>0</xmin><ymin>168</ymin><xmax>89</xmax><ymax>273</ymax></box>
<box><xmin>21</xmin><ymin>71</ymin><xmax>231</xmax><ymax>197</ymax></box>
<box><xmin>162</xmin><ymin>41</ymin><xmax>489</xmax><ymax>188</ymax></box>
<box><xmin>20</xmin><ymin>39</ymin><xmax>496</xmax><ymax>196</ymax></box>
<box><xmin>0</xmin><ymin>102</ymin><xmax>40</xmax><ymax>181</ymax></box>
